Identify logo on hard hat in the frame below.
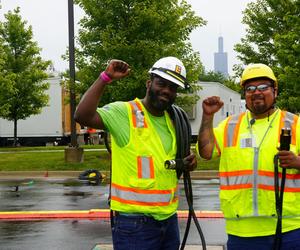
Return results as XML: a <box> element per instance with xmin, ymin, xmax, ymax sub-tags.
<box><xmin>175</xmin><ymin>65</ymin><xmax>182</xmax><ymax>74</ymax></box>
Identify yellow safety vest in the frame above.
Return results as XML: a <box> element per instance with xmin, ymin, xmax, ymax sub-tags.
<box><xmin>110</xmin><ymin>98</ymin><xmax>178</xmax><ymax>220</ymax></box>
<box><xmin>217</xmin><ymin>109</ymin><xmax>300</xmax><ymax>236</ymax></box>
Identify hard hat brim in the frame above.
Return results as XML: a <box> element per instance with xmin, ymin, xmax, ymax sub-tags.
<box><xmin>149</xmin><ymin>69</ymin><xmax>185</xmax><ymax>88</ymax></box>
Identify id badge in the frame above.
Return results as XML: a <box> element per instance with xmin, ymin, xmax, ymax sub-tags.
<box><xmin>240</xmin><ymin>137</ymin><xmax>256</xmax><ymax>148</ymax></box>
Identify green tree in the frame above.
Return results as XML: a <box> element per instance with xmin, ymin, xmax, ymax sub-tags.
<box><xmin>0</xmin><ymin>43</ymin><xmax>10</xmax><ymax>116</ymax></box>
<box><xmin>0</xmin><ymin>8</ymin><xmax>51</xmax><ymax>146</ymax></box>
<box><xmin>234</xmin><ymin>0</ymin><xmax>300</xmax><ymax>113</ymax></box>
<box><xmin>74</xmin><ymin>0</ymin><xmax>206</xmax><ymax>107</ymax></box>
<box><xmin>199</xmin><ymin>70</ymin><xmax>241</xmax><ymax>93</ymax></box>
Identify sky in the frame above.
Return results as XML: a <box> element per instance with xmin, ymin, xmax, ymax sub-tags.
<box><xmin>0</xmin><ymin>0</ymin><xmax>253</xmax><ymax>75</ymax></box>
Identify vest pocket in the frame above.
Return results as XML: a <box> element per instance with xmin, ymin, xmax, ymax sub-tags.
<box><xmin>220</xmin><ymin>189</ymin><xmax>253</xmax><ymax>218</ymax></box>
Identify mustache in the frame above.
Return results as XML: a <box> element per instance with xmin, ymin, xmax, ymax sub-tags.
<box><xmin>251</xmin><ymin>94</ymin><xmax>264</xmax><ymax>100</ymax></box>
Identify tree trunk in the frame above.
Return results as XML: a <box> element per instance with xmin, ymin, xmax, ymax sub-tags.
<box><xmin>13</xmin><ymin>118</ymin><xmax>18</xmax><ymax>147</ymax></box>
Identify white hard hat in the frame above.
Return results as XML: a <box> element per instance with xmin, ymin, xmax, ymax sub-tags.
<box><xmin>148</xmin><ymin>56</ymin><xmax>188</xmax><ymax>88</ymax></box>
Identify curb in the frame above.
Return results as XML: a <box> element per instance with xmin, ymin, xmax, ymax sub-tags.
<box><xmin>0</xmin><ymin>209</ymin><xmax>224</xmax><ymax>220</ymax></box>
<box><xmin>0</xmin><ymin>170</ymin><xmax>219</xmax><ymax>180</ymax></box>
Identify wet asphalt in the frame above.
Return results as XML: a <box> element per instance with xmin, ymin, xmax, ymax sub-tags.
<box><xmin>0</xmin><ymin>177</ymin><xmax>227</xmax><ymax>250</ymax></box>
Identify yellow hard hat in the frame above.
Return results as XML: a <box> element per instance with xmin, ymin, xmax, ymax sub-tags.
<box><xmin>240</xmin><ymin>63</ymin><xmax>277</xmax><ymax>87</ymax></box>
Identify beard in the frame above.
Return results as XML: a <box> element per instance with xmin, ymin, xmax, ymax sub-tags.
<box><xmin>250</xmin><ymin>104</ymin><xmax>269</xmax><ymax>114</ymax></box>
<box><xmin>247</xmin><ymin>95</ymin><xmax>273</xmax><ymax>114</ymax></box>
<box><xmin>148</xmin><ymin>85</ymin><xmax>176</xmax><ymax>112</ymax></box>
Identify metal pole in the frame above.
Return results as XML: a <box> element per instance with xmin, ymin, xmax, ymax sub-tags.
<box><xmin>67</xmin><ymin>0</ymin><xmax>77</xmax><ymax>147</ymax></box>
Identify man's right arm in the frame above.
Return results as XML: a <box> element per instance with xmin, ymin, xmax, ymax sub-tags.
<box><xmin>74</xmin><ymin>59</ymin><xmax>130</xmax><ymax>129</ymax></box>
<box><xmin>198</xmin><ymin>113</ymin><xmax>215</xmax><ymax>159</ymax></box>
<box><xmin>197</xmin><ymin>96</ymin><xmax>224</xmax><ymax>159</ymax></box>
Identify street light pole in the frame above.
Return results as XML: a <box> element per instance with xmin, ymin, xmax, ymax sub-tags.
<box><xmin>65</xmin><ymin>0</ymin><xmax>83</xmax><ymax>162</ymax></box>
<box><xmin>68</xmin><ymin>0</ymin><xmax>77</xmax><ymax>147</ymax></box>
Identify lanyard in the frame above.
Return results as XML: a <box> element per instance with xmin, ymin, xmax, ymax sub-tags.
<box><xmin>246</xmin><ymin>109</ymin><xmax>279</xmax><ymax>149</ymax></box>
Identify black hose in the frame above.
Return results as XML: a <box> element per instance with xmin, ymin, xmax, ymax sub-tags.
<box><xmin>273</xmin><ymin>128</ymin><xmax>291</xmax><ymax>250</ymax></box>
<box><xmin>168</xmin><ymin>105</ymin><xmax>207</xmax><ymax>250</ymax></box>
<box><xmin>103</xmin><ymin>131</ymin><xmax>111</xmax><ymax>154</ymax></box>
<box><xmin>103</xmin><ymin>131</ymin><xmax>114</xmax><ymax>226</ymax></box>
<box><xmin>273</xmin><ymin>155</ymin><xmax>286</xmax><ymax>250</ymax></box>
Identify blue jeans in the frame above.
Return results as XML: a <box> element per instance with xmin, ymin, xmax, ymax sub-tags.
<box><xmin>112</xmin><ymin>213</ymin><xmax>180</xmax><ymax>250</ymax></box>
<box><xmin>227</xmin><ymin>228</ymin><xmax>300</xmax><ymax>250</ymax></box>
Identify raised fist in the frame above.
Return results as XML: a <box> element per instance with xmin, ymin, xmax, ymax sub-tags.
<box><xmin>202</xmin><ymin>96</ymin><xmax>224</xmax><ymax>116</ymax></box>
<box><xmin>105</xmin><ymin>59</ymin><xmax>130</xmax><ymax>81</ymax></box>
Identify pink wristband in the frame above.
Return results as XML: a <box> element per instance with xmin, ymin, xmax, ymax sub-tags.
<box><xmin>100</xmin><ymin>71</ymin><xmax>112</xmax><ymax>83</ymax></box>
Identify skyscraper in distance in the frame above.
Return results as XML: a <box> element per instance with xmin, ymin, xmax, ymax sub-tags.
<box><xmin>214</xmin><ymin>36</ymin><xmax>228</xmax><ymax>77</ymax></box>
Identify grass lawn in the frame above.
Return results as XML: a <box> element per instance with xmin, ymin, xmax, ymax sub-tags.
<box><xmin>0</xmin><ymin>145</ymin><xmax>219</xmax><ymax>171</ymax></box>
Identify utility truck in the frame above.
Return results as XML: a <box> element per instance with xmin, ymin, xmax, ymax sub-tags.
<box><xmin>0</xmin><ymin>75</ymin><xmax>78</xmax><ymax>146</ymax></box>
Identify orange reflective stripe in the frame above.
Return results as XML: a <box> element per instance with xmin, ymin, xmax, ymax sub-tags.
<box><xmin>232</xmin><ymin>112</ymin><xmax>245</xmax><ymax>146</ymax></box>
<box><xmin>258</xmin><ymin>184</ymin><xmax>274</xmax><ymax>191</ymax></box>
<box><xmin>129</xmin><ymin>102</ymin><xmax>137</xmax><ymax>127</ymax></box>
<box><xmin>259</xmin><ymin>170</ymin><xmax>300</xmax><ymax>180</ymax></box>
<box><xmin>137</xmin><ymin>156</ymin><xmax>154</xmax><ymax>179</ymax></box>
<box><xmin>219</xmin><ymin>170</ymin><xmax>253</xmax><ymax>177</ymax></box>
<box><xmin>258</xmin><ymin>170</ymin><xmax>274</xmax><ymax>177</ymax></box>
<box><xmin>214</xmin><ymin>135</ymin><xmax>221</xmax><ymax>156</ymax></box>
<box><xmin>258</xmin><ymin>184</ymin><xmax>300</xmax><ymax>192</ymax></box>
<box><xmin>111</xmin><ymin>183</ymin><xmax>172</xmax><ymax>194</ymax></box>
<box><xmin>223</xmin><ymin>116</ymin><xmax>232</xmax><ymax>147</ymax></box>
<box><xmin>129</xmin><ymin>100</ymin><xmax>148</xmax><ymax>128</ymax></box>
<box><xmin>285</xmin><ymin>172</ymin><xmax>300</xmax><ymax>179</ymax></box>
<box><xmin>111</xmin><ymin>196</ymin><xmax>175</xmax><ymax>206</ymax></box>
<box><xmin>135</xmin><ymin>100</ymin><xmax>143</xmax><ymax>111</ymax></box>
<box><xmin>220</xmin><ymin>183</ymin><xmax>252</xmax><ymax>190</ymax></box>
<box><xmin>134</xmin><ymin>100</ymin><xmax>147</xmax><ymax>128</ymax></box>
<box><xmin>137</xmin><ymin>157</ymin><xmax>142</xmax><ymax>178</ymax></box>
<box><xmin>111</xmin><ymin>183</ymin><xmax>178</xmax><ymax>206</ymax></box>
<box><xmin>278</xmin><ymin>111</ymin><xmax>286</xmax><ymax>143</ymax></box>
<box><xmin>292</xmin><ymin>115</ymin><xmax>298</xmax><ymax>145</ymax></box>
<box><xmin>258</xmin><ymin>170</ymin><xmax>300</xmax><ymax>179</ymax></box>
<box><xmin>283</xmin><ymin>187</ymin><xmax>300</xmax><ymax>192</ymax></box>
<box><xmin>149</xmin><ymin>157</ymin><xmax>154</xmax><ymax>178</ymax></box>
<box><xmin>223</xmin><ymin>113</ymin><xmax>245</xmax><ymax>148</ymax></box>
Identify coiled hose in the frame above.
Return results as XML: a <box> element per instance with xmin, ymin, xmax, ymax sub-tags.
<box><xmin>168</xmin><ymin>105</ymin><xmax>207</xmax><ymax>250</ymax></box>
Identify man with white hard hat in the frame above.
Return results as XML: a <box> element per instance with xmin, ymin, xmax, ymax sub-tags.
<box><xmin>75</xmin><ymin>57</ymin><xmax>196</xmax><ymax>250</ymax></box>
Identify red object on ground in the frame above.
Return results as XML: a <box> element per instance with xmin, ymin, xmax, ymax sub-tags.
<box><xmin>0</xmin><ymin>209</ymin><xmax>223</xmax><ymax>221</ymax></box>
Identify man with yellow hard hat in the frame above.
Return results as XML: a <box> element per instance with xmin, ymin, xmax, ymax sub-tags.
<box><xmin>197</xmin><ymin>63</ymin><xmax>300</xmax><ymax>249</ymax></box>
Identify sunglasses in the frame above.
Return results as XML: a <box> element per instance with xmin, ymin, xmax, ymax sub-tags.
<box><xmin>245</xmin><ymin>84</ymin><xmax>272</xmax><ymax>93</ymax></box>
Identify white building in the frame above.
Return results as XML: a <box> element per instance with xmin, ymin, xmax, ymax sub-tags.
<box><xmin>189</xmin><ymin>81</ymin><xmax>242</xmax><ymax>139</ymax></box>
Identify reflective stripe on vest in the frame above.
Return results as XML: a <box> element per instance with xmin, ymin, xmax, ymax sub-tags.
<box><xmin>129</xmin><ymin>100</ymin><xmax>148</xmax><ymax>128</ymax></box>
<box><xmin>219</xmin><ymin>170</ymin><xmax>253</xmax><ymax>190</ymax></box>
<box><xmin>257</xmin><ymin>170</ymin><xmax>300</xmax><ymax>192</ymax></box>
<box><xmin>111</xmin><ymin>183</ymin><xmax>178</xmax><ymax>206</ymax></box>
<box><xmin>224</xmin><ymin>113</ymin><xmax>246</xmax><ymax>147</ymax></box>
<box><xmin>278</xmin><ymin>111</ymin><xmax>298</xmax><ymax>145</ymax></box>
<box><xmin>220</xmin><ymin>111</ymin><xmax>298</xmax><ymax>191</ymax></box>
<box><xmin>220</xmin><ymin>170</ymin><xmax>300</xmax><ymax>191</ymax></box>
<box><xmin>137</xmin><ymin>156</ymin><xmax>154</xmax><ymax>179</ymax></box>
